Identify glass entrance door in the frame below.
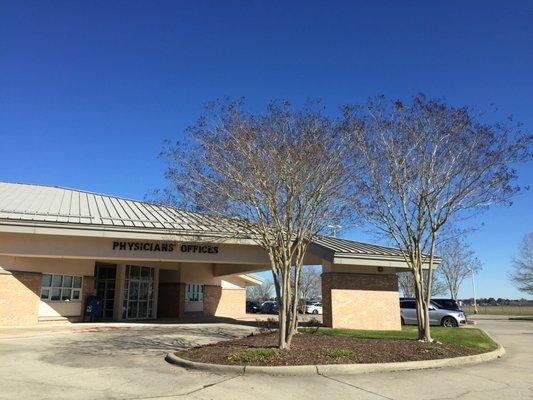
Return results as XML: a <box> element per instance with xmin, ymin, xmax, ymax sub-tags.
<box><xmin>123</xmin><ymin>265</ymin><xmax>154</xmax><ymax>319</ymax></box>
<box><xmin>95</xmin><ymin>263</ymin><xmax>117</xmax><ymax>320</ymax></box>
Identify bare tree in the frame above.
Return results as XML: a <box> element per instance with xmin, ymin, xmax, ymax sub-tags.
<box><xmin>162</xmin><ymin>100</ymin><xmax>349</xmax><ymax>349</ymax></box>
<box><xmin>247</xmin><ymin>278</ymin><xmax>274</xmax><ymax>301</ymax></box>
<box><xmin>298</xmin><ymin>265</ymin><xmax>322</xmax><ymax>303</ymax></box>
<box><xmin>343</xmin><ymin>94</ymin><xmax>531</xmax><ymax>341</ymax></box>
<box><xmin>398</xmin><ymin>272</ymin><xmax>416</xmax><ymax>298</ymax></box>
<box><xmin>509</xmin><ymin>233</ymin><xmax>533</xmax><ymax>295</ymax></box>
<box><xmin>437</xmin><ymin>238</ymin><xmax>482</xmax><ymax>300</ymax></box>
<box><xmin>398</xmin><ymin>271</ymin><xmax>447</xmax><ymax>298</ymax></box>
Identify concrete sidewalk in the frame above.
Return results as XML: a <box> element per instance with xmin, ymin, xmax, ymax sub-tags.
<box><xmin>0</xmin><ymin>319</ymin><xmax>531</xmax><ymax>399</ymax></box>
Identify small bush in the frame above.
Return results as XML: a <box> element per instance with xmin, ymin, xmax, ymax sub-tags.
<box><xmin>228</xmin><ymin>348</ymin><xmax>281</xmax><ymax>363</ymax></box>
<box><xmin>325</xmin><ymin>348</ymin><xmax>356</xmax><ymax>360</ymax></box>
<box><xmin>422</xmin><ymin>344</ymin><xmax>448</xmax><ymax>356</ymax></box>
<box><xmin>256</xmin><ymin>317</ymin><xmax>277</xmax><ymax>334</ymax></box>
<box><xmin>306</xmin><ymin>317</ymin><xmax>321</xmax><ymax>334</ymax></box>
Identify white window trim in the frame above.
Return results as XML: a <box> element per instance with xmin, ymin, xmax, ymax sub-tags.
<box><xmin>185</xmin><ymin>283</ymin><xmax>204</xmax><ymax>302</ymax></box>
<box><xmin>41</xmin><ymin>273</ymin><xmax>83</xmax><ymax>303</ymax></box>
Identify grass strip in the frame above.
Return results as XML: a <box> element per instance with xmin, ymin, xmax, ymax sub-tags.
<box><xmin>299</xmin><ymin>326</ymin><xmax>498</xmax><ymax>352</ymax></box>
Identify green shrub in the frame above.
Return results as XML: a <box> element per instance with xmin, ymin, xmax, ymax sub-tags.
<box><xmin>256</xmin><ymin>318</ymin><xmax>277</xmax><ymax>334</ymax></box>
<box><xmin>306</xmin><ymin>317</ymin><xmax>321</xmax><ymax>334</ymax></box>
<box><xmin>228</xmin><ymin>348</ymin><xmax>280</xmax><ymax>363</ymax></box>
<box><xmin>325</xmin><ymin>348</ymin><xmax>356</xmax><ymax>360</ymax></box>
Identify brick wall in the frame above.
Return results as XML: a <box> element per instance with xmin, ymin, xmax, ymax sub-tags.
<box><xmin>322</xmin><ymin>272</ymin><xmax>401</xmax><ymax>331</ymax></box>
<box><xmin>203</xmin><ymin>285</ymin><xmax>245</xmax><ymax>318</ymax></box>
<box><xmin>0</xmin><ymin>271</ymin><xmax>41</xmax><ymax>326</ymax></box>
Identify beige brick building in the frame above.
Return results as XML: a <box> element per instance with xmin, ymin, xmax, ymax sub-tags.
<box><xmin>0</xmin><ymin>182</ymin><xmax>413</xmax><ymax>329</ymax></box>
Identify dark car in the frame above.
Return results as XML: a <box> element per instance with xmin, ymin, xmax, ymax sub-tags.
<box><xmin>246</xmin><ymin>300</ymin><xmax>262</xmax><ymax>313</ymax></box>
<box><xmin>261</xmin><ymin>301</ymin><xmax>279</xmax><ymax>314</ymax></box>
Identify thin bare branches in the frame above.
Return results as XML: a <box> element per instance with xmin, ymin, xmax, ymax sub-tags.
<box><xmin>343</xmin><ymin>93</ymin><xmax>531</xmax><ymax>342</ymax></box>
<box><xmin>509</xmin><ymin>233</ymin><xmax>533</xmax><ymax>295</ymax></box>
<box><xmin>161</xmin><ymin>99</ymin><xmax>349</xmax><ymax>349</ymax></box>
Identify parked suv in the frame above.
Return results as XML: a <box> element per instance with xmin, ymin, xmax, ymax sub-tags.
<box><xmin>260</xmin><ymin>301</ymin><xmax>279</xmax><ymax>314</ymax></box>
<box><xmin>246</xmin><ymin>300</ymin><xmax>262</xmax><ymax>313</ymax></box>
<box><xmin>305</xmin><ymin>301</ymin><xmax>323</xmax><ymax>315</ymax></box>
<box><xmin>400</xmin><ymin>299</ymin><xmax>466</xmax><ymax>327</ymax></box>
<box><xmin>431</xmin><ymin>298</ymin><xmax>463</xmax><ymax>312</ymax></box>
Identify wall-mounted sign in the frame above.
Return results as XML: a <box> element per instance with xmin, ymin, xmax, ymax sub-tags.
<box><xmin>112</xmin><ymin>241</ymin><xmax>219</xmax><ymax>254</ymax></box>
<box><xmin>180</xmin><ymin>244</ymin><xmax>219</xmax><ymax>254</ymax></box>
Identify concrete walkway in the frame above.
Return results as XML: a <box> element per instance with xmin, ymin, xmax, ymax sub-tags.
<box><xmin>0</xmin><ymin>319</ymin><xmax>531</xmax><ymax>399</ymax></box>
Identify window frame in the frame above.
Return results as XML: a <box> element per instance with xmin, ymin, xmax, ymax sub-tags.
<box><xmin>40</xmin><ymin>273</ymin><xmax>83</xmax><ymax>302</ymax></box>
<box><xmin>185</xmin><ymin>283</ymin><xmax>204</xmax><ymax>302</ymax></box>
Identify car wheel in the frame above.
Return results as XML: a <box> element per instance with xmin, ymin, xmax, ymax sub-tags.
<box><xmin>441</xmin><ymin>316</ymin><xmax>458</xmax><ymax>327</ymax></box>
<box><xmin>401</xmin><ymin>317</ymin><xmax>405</xmax><ymax>325</ymax></box>
<box><xmin>312</xmin><ymin>310</ymin><xmax>318</xmax><ymax>314</ymax></box>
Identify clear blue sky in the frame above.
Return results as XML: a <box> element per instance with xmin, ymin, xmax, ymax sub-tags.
<box><xmin>1</xmin><ymin>1</ymin><xmax>531</xmax><ymax>299</ymax></box>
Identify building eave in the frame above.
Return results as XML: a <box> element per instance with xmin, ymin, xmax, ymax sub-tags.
<box><xmin>0</xmin><ymin>220</ymin><xmax>257</xmax><ymax>245</ymax></box>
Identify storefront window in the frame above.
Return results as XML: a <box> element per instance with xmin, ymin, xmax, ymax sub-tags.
<box><xmin>122</xmin><ymin>265</ymin><xmax>154</xmax><ymax>319</ymax></box>
<box><xmin>41</xmin><ymin>274</ymin><xmax>82</xmax><ymax>301</ymax></box>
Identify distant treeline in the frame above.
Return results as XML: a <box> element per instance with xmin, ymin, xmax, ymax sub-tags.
<box><xmin>461</xmin><ymin>298</ymin><xmax>533</xmax><ymax>306</ymax></box>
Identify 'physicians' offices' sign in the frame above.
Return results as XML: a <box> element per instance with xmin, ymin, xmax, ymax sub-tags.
<box><xmin>112</xmin><ymin>241</ymin><xmax>219</xmax><ymax>254</ymax></box>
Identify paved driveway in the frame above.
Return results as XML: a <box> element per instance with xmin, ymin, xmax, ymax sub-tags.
<box><xmin>0</xmin><ymin>319</ymin><xmax>531</xmax><ymax>400</ymax></box>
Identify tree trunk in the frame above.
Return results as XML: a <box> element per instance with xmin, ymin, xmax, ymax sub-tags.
<box><xmin>286</xmin><ymin>264</ymin><xmax>301</xmax><ymax>348</ymax></box>
<box><xmin>412</xmin><ymin>264</ymin><xmax>430</xmax><ymax>341</ymax></box>
<box><xmin>422</xmin><ymin>233</ymin><xmax>437</xmax><ymax>343</ymax></box>
<box><xmin>278</xmin><ymin>284</ymin><xmax>287</xmax><ymax>349</ymax></box>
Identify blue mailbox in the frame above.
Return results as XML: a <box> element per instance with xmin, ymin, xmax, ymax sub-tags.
<box><xmin>84</xmin><ymin>295</ymin><xmax>103</xmax><ymax>320</ymax></box>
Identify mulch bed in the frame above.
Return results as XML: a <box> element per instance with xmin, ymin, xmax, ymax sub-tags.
<box><xmin>175</xmin><ymin>332</ymin><xmax>480</xmax><ymax>366</ymax></box>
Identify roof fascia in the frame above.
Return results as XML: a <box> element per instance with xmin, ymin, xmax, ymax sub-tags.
<box><xmin>0</xmin><ymin>221</ymin><xmax>257</xmax><ymax>246</ymax></box>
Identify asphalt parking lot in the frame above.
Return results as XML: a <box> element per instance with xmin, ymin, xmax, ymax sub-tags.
<box><xmin>0</xmin><ymin>318</ymin><xmax>531</xmax><ymax>400</ymax></box>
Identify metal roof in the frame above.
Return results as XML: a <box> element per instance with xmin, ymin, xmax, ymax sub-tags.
<box><xmin>0</xmin><ymin>181</ymin><xmax>242</xmax><ymax>236</ymax></box>
<box><xmin>0</xmin><ymin>181</ymin><xmax>405</xmax><ymax>258</ymax></box>
<box><xmin>312</xmin><ymin>235</ymin><xmax>406</xmax><ymax>257</ymax></box>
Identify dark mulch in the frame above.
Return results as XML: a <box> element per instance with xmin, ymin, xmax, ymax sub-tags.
<box><xmin>175</xmin><ymin>332</ymin><xmax>479</xmax><ymax>366</ymax></box>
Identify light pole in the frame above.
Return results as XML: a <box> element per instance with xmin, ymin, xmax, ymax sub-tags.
<box><xmin>328</xmin><ymin>224</ymin><xmax>342</xmax><ymax>237</ymax></box>
<box><xmin>471</xmin><ymin>268</ymin><xmax>478</xmax><ymax>314</ymax></box>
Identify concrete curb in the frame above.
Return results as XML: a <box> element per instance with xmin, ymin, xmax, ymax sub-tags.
<box><xmin>165</xmin><ymin>344</ymin><xmax>505</xmax><ymax>376</ymax></box>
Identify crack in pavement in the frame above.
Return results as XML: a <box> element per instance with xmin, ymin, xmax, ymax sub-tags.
<box><xmin>318</xmin><ymin>374</ymin><xmax>395</xmax><ymax>400</ymax></box>
<box><xmin>133</xmin><ymin>374</ymin><xmax>242</xmax><ymax>399</ymax></box>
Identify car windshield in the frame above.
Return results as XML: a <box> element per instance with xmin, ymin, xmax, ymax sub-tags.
<box><xmin>437</xmin><ymin>300</ymin><xmax>460</xmax><ymax>309</ymax></box>
<box><xmin>430</xmin><ymin>301</ymin><xmax>441</xmax><ymax>309</ymax></box>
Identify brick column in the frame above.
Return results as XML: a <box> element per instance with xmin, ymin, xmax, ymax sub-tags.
<box><xmin>81</xmin><ymin>275</ymin><xmax>95</xmax><ymax>319</ymax></box>
<box><xmin>0</xmin><ymin>270</ymin><xmax>41</xmax><ymax>326</ymax></box>
<box><xmin>322</xmin><ymin>273</ymin><xmax>333</xmax><ymax>327</ymax></box>
<box><xmin>202</xmin><ymin>285</ymin><xmax>222</xmax><ymax>316</ymax></box>
<box><xmin>322</xmin><ymin>272</ymin><xmax>401</xmax><ymax>330</ymax></box>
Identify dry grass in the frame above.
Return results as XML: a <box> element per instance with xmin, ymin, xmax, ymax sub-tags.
<box><xmin>463</xmin><ymin>305</ymin><xmax>533</xmax><ymax>316</ymax></box>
